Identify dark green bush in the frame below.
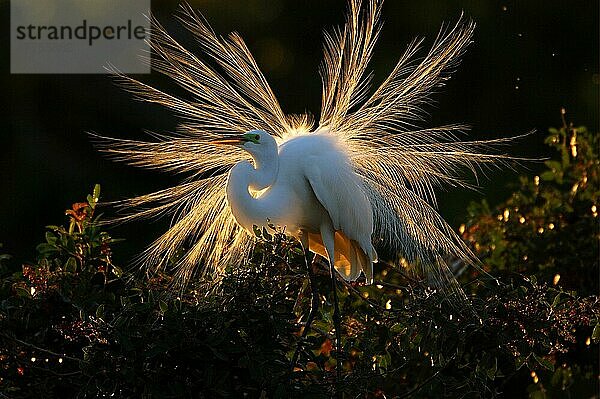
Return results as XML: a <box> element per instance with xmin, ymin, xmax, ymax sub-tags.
<box><xmin>1</xmin><ymin>115</ymin><xmax>598</xmax><ymax>398</ymax></box>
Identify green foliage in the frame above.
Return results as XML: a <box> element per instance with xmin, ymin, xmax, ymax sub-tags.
<box><xmin>0</xmin><ymin>185</ymin><xmax>123</xmax><ymax>397</ymax></box>
<box><xmin>463</xmin><ymin>119</ymin><xmax>599</xmax><ymax>296</ymax></box>
<box><xmin>460</xmin><ymin>114</ymin><xmax>600</xmax><ymax>397</ymax></box>
<box><xmin>0</xmin><ymin>117</ymin><xmax>598</xmax><ymax>398</ymax></box>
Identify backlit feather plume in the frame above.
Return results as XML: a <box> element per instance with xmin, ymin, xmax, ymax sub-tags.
<box><xmin>97</xmin><ymin>0</ymin><xmax>517</xmax><ymax>292</ymax></box>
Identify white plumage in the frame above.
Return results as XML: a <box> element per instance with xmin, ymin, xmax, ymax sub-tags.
<box><xmin>221</xmin><ymin>130</ymin><xmax>377</xmax><ymax>282</ymax></box>
<box><xmin>97</xmin><ymin>0</ymin><xmax>515</xmax><ymax>294</ymax></box>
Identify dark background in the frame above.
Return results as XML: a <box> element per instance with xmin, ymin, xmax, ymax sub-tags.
<box><xmin>1</xmin><ymin>0</ymin><xmax>598</xmax><ymax>265</ymax></box>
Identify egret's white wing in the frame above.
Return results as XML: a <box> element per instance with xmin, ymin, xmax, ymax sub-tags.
<box><xmin>301</xmin><ymin>139</ymin><xmax>377</xmax><ymax>281</ymax></box>
<box><xmin>305</xmin><ymin>153</ymin><xmax>371</xmax><ymax>235</ymax></box>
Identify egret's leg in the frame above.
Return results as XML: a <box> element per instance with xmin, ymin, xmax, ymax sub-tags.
<box><xmin>290</xmin><ymin>246</ymin><xmax>319</xmax><ymax>371</ymax></box>
<box><xmin>328</xmin><ymin>257</ymin><xmax>342</xmax><ymax>380</ymax></box>
<box><xmin>304</xmin><ymin>249</ymin><xmax>320</xmax><ymax>338</ymax></box>
<box><xmin>320</xmin><ymin>226</ymin><xmax>343</xmax><ymax>381</ymax></box>
<box><xmin>299</xmin><ymin>235</ymin><xmax>320</xmax><ymax>336</ymax></box>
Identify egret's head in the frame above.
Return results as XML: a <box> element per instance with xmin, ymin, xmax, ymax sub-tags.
<box><xmin>210</xmin><ymin>130</ymin><xmax>277</xmax><ymax>160</ymax></box>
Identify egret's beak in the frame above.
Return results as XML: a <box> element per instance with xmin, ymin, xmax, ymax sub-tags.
<box><xmin>209</xmin><ymin>136</ymin><xmax>247</xmax><ymax>146</ymax></box>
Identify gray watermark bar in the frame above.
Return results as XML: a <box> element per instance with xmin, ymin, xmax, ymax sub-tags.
<box><xmin>11</xmin><ymin>0</ymin><xmax>151</xmax><ymax>74</ymax></box>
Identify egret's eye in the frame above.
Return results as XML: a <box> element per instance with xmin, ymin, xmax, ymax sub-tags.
<box><xmin>254</xmin><ymin>134</ymin><xmax>260</xmax><ymax>141</ymax></box>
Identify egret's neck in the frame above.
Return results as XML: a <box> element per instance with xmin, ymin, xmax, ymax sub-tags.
<box><xmin>226</xmin><ymin>148</ymin><xmax>279</xmax><ymax>230</ymax></box>
<box><xmin>248</xmin><ymin>148</ymin><xmax>279</xmax><ymax>191</ymax></box>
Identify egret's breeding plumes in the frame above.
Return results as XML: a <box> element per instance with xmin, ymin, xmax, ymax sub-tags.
<box><xmin>97</xmin><ymin>0</ymin><xmax>514</xmax><ymax>298</ymax></box>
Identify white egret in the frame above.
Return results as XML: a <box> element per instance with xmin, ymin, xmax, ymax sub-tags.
<box><xmin>212</xmin><ymin>130</ymin><xmax>377</xmax><ymax>282</ymax></box>
<box><xmin>97</xmin><ymin>0</ymin><xmax>518</xmax><ymax>377</ymax></box>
